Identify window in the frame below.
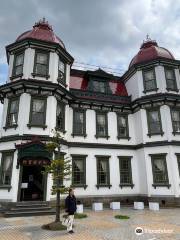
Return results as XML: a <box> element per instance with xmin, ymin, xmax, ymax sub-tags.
<box><xmin>93</xmin><ymin>80</ymin><xmax>106</xmax><ymax>93</ymax></box>
<box><xmin>56</xmin><ymin>101</ymin><xmax>65</xmax><ymax>132</ymax></box>
<box><xmin>117</xmin><ymin>114</ymin><xmax>129</xmax><ymax>139</ymax></box>
<box><xmin>6</xmin><ymin>98</ymin><xmax>19</xmax><ymax>127</ymax></box>
<box><xmin>58</xmin><ymin>58</ymin><xmax>66</xmax><ymax>84</ymax></box>
<box><xmin>177</xmin><ymin>155</ymin><xmax>180</xmax><ymax>177</ymax></box>
<box><xmin>96</xmin><ymin>112</ymin><xmax>108</xmax><ymax>138</ymax></box>
<box><xmin>143</xmin><ymin>68</ymin><xmax>157</xmax><ymax>92</ymax></box>
<box><xmin>151</xmin><ymin>154</ymin><xmax>170</xmax><ymax>187</ymax></box>
<box><xmin>29</xmin><ymin>97</ymin><xmax>47</xmax><ymax>127</ymax></box>
<box><xmin>12</xmin><ymin>52</ymin><xmax>24</xmax><ymax>76</ymax></box>
<box><xmin>171</xmin><ymin>108</ymin><xmax>180</xmax><ymax>134</ymax></box>
<box><xmin>72</xmin><ymin>155</ymin><xmax>86</xmax><ymax>188</ymax></box>
<box><xmin>147</xmin><ymin>108</ymin><xmax>163</xmax><ymax>136</ymax></box>
<box><xmin>96</xmin><ymin>156</ymin><xmax>111</xmax><ymax>188</ymax></box>
<box><xmin>33</xmin><ymin>51</ymin><xmax>49</xmax><ymax>76</ymax></box>
<box><xmin>0</xmin><ymin>152</ymin><xmax>14</xmax><ymax>186</ymax></box>
<box><xmin>72</xmin><ymin>109</ymin><xmax>86</xmax><ymax>136</ymax></box>
<box><xmin>119</xmin><ymin>156</ymin><xmax>133</xmax><ymax>188</ymax></box>
<box><xmin>165</xmin><ymin>67</ymin><xmax>177</xmax><ymax>90</ymax></box>
<box><xmin>53</xmin><ymin>153</ymin><xmax>64</xmax><ymax>187</ymax></box>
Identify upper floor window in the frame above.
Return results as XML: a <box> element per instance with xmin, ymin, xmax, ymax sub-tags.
<box><xmin>96</xmin><ymin>156</ymin><xmax>111</xmax><ymax>188</ymax></box>
<box><xmin>72</xmin><ymin>109</ymin><xmax>86</xmax><ymax>137</ymax></box>
<box><xmin>171</xmin><ymin>108</ymin><xmax>180</xmax><ymax>134</ymax></box>
<box><xmin>165</xmin><ymin>67</ymin><xmax>177</xmax><ymax>91</ymax></box>
<box><xmin>146</xmin><ymin>108</ymin><xmax>163</xmax><ymax>137</ymax></box>
<box><xmin>72</xmin><ymin>155</ymin><xmax>87</xmax><ymax>188</ymax></box>
<box><xmin>93</xmin><ymin>80</ymin><xmax>106</xmax><ymax>93</ymax></box>
<box><xmin>56</xmin><ymin>101</ymin><xmax>65</xmax><ymax>132</ymax></box>
<box><xmin>117</xmin><ymin>114</ymin><xmax>130</xmax><ymax>139</ymax></box>
<box><xmin>33</xmin><ymin>50</ymin><xmax>49</xmax><ymax>77</ymax></box>
<box><xmin>150</xmin><ymin>154</ymin><xmax>170</xmax><ymax>188</ymax></box>
<box><xmin>12</xmin><ymin>52</ymin><xmax>24</xmax><ymax>77</ymax></box>
<box><xmin>0</xmin><ymin>151</ymin><xmax>14</xmax><ymax>186</ymax></box>
<box><xmin>6</xmin><ymin>98</ymin><xmax>19</xmax><ymax>128</ymax></box>
<box><xmin>58</xmin><ymin>58</ymin><xmax>66</xmax><ymax>85</ymax></box>
<box><xmin>96</xmin><ymin>112</ymin><xmax>109</xmax><ymax>139</ymax></box>
<box><xmin>143</xmin><ymin>68</ymin><xmax>157</xmax><ymax>92</ymax></box>
<box><xmin>28</xmin><ymin>97</ymin><xmax>47</xmax><ymax>128</ymax></box>
<box><xmin>118</xmin><ymin>156</ymin><xmax>134</xmax><ymax>188</ymax></box>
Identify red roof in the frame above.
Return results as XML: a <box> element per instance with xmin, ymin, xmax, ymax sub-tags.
<box><xmin>16</xmin><ymin>18</ymin><xmax>65</xmax><ymax>49</ymax></box>
<box><xmin>129</xmin><ymin>39</ymin><xmax>174</xmax><ymax>68</ymax></box>
<box><xmin>70</xmin><ymin>69</ymin><xmax>128</xmax><ymax>96</ymax></box>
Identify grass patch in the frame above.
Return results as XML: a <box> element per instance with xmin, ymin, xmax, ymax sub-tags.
<box><xmin>114</xmin><ymin>215</ymin><xmax>130</xmax><ymax>220</ymax></box>
<box><xmin>42</xmin><ymin>221</ymin><xmax>66</xmax><ymax>231</ymax></box>
<box><xmin>75</xmin><ymin>213</ymin><xmax>88</xmax><ymax>219</ymax></box>
<box><xmin>63</xmin><ymin>213</ymin><xmax>88</xmax><ymax>219</ymax></box>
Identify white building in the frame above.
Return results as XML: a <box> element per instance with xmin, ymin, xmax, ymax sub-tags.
<box><xmin>0</xmin><ymin>19</ymin><xmax>180</xmax><ymax>207</ymax></box>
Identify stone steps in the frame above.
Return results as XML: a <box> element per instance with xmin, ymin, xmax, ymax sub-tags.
<box><xmin>4</xmin><ymin>201</ymin><xmax>56</xmax><ymax>218</ymax></box>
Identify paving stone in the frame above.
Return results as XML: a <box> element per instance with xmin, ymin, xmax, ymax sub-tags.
<box><xmin>0</xmin><ymin>208</ymin><xmax>179</xmax><ymax>240</ymax></box>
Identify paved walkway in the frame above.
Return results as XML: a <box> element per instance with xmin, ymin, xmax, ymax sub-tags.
<box><xmin>0</xmin><ymin>208</ymin><xmax>180</xmax><ymax>240</ymax></box>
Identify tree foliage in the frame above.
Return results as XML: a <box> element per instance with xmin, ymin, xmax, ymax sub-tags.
<box><xmin>43</xmin><ymin>129</ymin><xmax>72</xmax><ymax>222</ymax></box>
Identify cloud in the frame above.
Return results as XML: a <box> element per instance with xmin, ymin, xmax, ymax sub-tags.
<box><xmin>0</xmin><ymin>0</ymin><xmax>180</xmax><ymax>81</ymax></box>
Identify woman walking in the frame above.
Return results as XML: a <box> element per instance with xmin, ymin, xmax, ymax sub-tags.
<box><xmin>65</xmin><ymin>188</ymin><xmax>77</xmax><ymax>234</ymax></box>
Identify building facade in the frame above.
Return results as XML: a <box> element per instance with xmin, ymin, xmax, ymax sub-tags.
<box><xmin>0</xmin><ymin>19</ymin><xmax>180</xmax><ymax>206</ymax></box>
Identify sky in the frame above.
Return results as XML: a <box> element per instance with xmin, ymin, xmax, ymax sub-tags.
<box><xmin>1</xmin><ymin>0</ymin><xmax>180</xmax><ymax>83</ymax></box>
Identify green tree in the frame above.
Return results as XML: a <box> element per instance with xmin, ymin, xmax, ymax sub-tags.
<box><xmin>44</xmin><ymin>130</ymin><xmax>71</xmax><ymax>223</ymax></box>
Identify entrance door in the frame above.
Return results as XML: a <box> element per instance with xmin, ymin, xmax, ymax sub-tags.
<box><xmin>20</xmin><ymin>165</ymin><xmax>45</xmax><ymax>201</ymax></box>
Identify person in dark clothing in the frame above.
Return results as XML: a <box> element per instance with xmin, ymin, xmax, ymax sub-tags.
<box><xmin>65</xmin><ymin>188</ymin><xmax>77</xmax><ymax>233</ymax></box>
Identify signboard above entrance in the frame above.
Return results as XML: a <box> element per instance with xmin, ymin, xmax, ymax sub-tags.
<box><xmin>22</xmin><ymin>159</ymin><xmax>50</xmax><ymax>166</ymax></box>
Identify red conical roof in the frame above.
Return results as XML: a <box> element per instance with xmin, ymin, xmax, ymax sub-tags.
<box><xmin>16</xmin><ymin>18</ymin><xmax>65</xmax><ymax>49</ymax></box>
<box><xmin>129</xmin><ymin>38</ymin><xmax>174</xmax><ymax>68</ymax></box>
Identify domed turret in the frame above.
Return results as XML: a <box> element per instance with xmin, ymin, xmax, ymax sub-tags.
<box><xmin>129</xmin><ymin>36</ymin><xmax>174</xmax><ymax>68</ymax></box>
<box><xmin>16</xmin><ymin>18</ymin><xmax>65</xmax><ymax>49</ymax></box>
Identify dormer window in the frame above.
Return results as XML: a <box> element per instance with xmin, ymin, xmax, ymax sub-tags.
<box><xmin>165</xmin><ymin>67</ymin><xmax>177</xmax><ymax>91</ymax></box>
<box><xmin>12</xmin><ymin>52</ymin><xmax>24</xmax><ymax>77</ymax></box>
<box><xmin>58</xmin><ymin>58</ymin><xmax>66</xmax><ymax>85</ymax></box>
<box><xmin>93</xmin><ymin>80</ymin><xmax>106</xmax><ymax>93</ymax></box>
<box><xmin>33</xmin><ymin>50</ymin><xmax>49</xmax><ymax>78</ymax></box>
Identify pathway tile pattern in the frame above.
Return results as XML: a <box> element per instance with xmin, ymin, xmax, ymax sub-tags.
<box><xmin>0</xmin><ymin>208</ymin><xmax>179</xmax><ymax>240</ymax></box>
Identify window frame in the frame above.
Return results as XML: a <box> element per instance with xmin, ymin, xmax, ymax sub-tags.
<box><xmin>150</xmin><ymin>153</ymin><xmax>171</xmax><ymax>188</ymax></box>
<box><xmin>28</xmin><ymin>96</ymin><xmax>47</xmax><ymax>129</ymax></box>
<box><xmin>146</xmin><ymin>107</ymin><xmax>164</xmax><ymax>137</ymax></box>
<box><xmin>95</xmin><ymin>111</ymin><xmax>109</xmax><ymax>139</ymax></box>
<box><xmin>175</xmin><ymin>153</ymin><xmax>180</xmax><ymax>178</ymax></box>
<box><xmin>0</xmin><ymin>150</ymin><xmax>15</xmax><ymax>189</ymax></box>
<box><xmin>56</xmin><ymin>101</ymin><xmax>66</xmax><ymax>133</ymax></box>
<box><xmin>176</xmin><ymin>154</ymin><xmax>180</xmax><ymax>178</ymax></box>
<box><xmin>118</xmin><ymin>156</ymin><xmax>134</xmax><ymax>188</ymax></box>
<box><xmin>53</xmin><ymin>152</ymin><xmax>65</xmax><ymax>188</ymax></box>
<box><xmin>96</xmin><ymin>155</ymin><xmax>111</xmax><ymax>189</ymax></box>
<box><xmin>92</xmin><ymin>79</ymin><xmax>107</xmax><ymax>93</ymax></box>
<box><xmin>72</xmin><ymin>108</ymin><xmax>86</xmax><ymax>137</ymax></box>
<box><xmin>32</xmin><ymin>50</ymin><xmax>50</xmax><ymax>79</ymax></box>
<box><xmin>5</xmin><ymin>97</ymin><xmax>20</xmax><ymax>130</ymax></box>
<box><xmin>11</xmin><ymin>51</ymin><xmax>24</xmax><ymax>78</ymax></box>
<box><xmin>117</xmin><ymin>113</ymin><xmax>130</xmax><ymax>140</ymax></box>
<box><xmin>164</xmin><ymin>67</ymin><xmax>178</xmax><ymax>92</ymax></box>
<box><xmin>170</xmin><ymin>107</ymin><xmax>180</xmax><ymax>135</ymax></box>
<box><xmin>57</xmin><ymin>57</ymin><xmax>66</xmax><ymax>86</ymax></box>
<box><xmin>142</xmin><ymin>67</ymin><xmax>158</xmax><ymax>93</ymax></box>
<box><xmin>71</xmin><ymin>154</ymin><xmax>87</xmax><ymax>189</ymax></box>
